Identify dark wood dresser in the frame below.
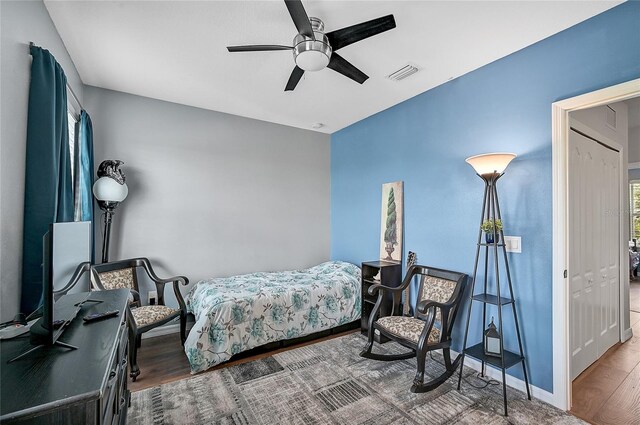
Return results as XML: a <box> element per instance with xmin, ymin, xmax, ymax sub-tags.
<box><xmin>1</xmin><ymin>289</ymin><xmax>130</xmax><ymax>425</ymax></box>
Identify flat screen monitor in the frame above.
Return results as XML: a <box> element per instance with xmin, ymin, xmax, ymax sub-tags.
<box><xmin>29</xmin><ymin>224</ymin><xmax>90</xmax><ymax>346</ymax></box>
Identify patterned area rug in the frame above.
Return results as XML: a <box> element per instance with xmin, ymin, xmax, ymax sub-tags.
<box><xmin>128</xmin><ymin>333</ymin><xmax>583</xmax><ymax>425</ymax></box>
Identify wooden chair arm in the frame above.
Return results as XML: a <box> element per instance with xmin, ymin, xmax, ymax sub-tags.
<box><xmin>416</xmin><ymin>300</ymin><xmax>451</xmax><ymax>316</ymax></box>
<box><xmin>129</xmin><ymin>288</ymin><xmax>142</xmax><ymax>305</ymax></box>
<box><xmin>368</xmin><ymin>283</ymin><xmax>404</xmax><ymax>296</ymax></box>
<box><xmin>137</xmin><ymin>258</ymin><xmax>189</xmax><ymax>312</ymax></box>
<box><xmin>368</xmin><ymin>264</ymin><xmax>418</xmax><ymax>296</ymax></box>
<box><xmin>170</xmin><ymin>280</ymin><xmax>188</xmax><ymax>313</ymax></box>
<box><xmin>137</xmin><ymin>258</ymin><xmax>187</xmax><ymax>285</ymax></box>
<box><xmin>416</xmin><ymin>300</ymin><xmax>456</xmax><ymax>343</ymax></box>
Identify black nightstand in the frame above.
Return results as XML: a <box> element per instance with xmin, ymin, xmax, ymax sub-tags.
<box><xmin>361</xmin><ymin>260</ymin><xmax>402</xmax><ymax>343</ymax></box>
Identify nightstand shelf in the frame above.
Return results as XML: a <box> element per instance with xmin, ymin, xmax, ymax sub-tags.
<box><xmin>464</xmin><ymin>343</ymin><xmax>523</xmax><ymax>370</ymax></box>
<box><xmin>360</xmin><ymin>260</ymin><xmax>402</xmax><ymax>343</ymax></box>
<box><xmin>471</xmin><ymin>293</ymin><xmax>514</xmax><ymax>305</ymax></box>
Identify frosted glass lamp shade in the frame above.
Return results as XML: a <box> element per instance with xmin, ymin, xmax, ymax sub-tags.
<box><xmin>295</xmin><ymin>50</ymin><xmax>330</xmax><ymax>71</ymax></box>
<box><xmin>93</xmin><ymin>177</ymin><xmax>128</xmax><ymax>202</ymax></box>
<box><xmin>465</xmin><ymin>153</ymin><xmax>516</xmax><ymax>175</ymax></box>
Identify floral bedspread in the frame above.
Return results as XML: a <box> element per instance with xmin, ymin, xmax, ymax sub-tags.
<box><xmin>184</xmin><ymin>261</ymin><xmax>361</xmax><ymax>373</ymax></box>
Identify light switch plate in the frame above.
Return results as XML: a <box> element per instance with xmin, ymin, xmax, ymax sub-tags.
<box><xmin>504</xmin><ymin>236</ymin><xmax>521</xmax><ymax>253</ymax></box>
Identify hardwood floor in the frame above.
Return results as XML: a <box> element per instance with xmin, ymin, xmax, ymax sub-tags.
<box><xmin>571</xmin><ymin>310</ymin><xmax>640</xmax><ymax>424</ymax></box>
<box><xmin>129</xmin><ymin>329</ymin><xmax>358</xmax><ymax>392</ymax></box>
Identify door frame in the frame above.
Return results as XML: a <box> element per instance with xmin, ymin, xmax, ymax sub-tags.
<box><xmin>552</xmin><ymin>77</ymin><xmax>640</xmax><ymax>411</ymax></box>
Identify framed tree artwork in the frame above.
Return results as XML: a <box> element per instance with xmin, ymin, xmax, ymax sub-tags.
<box><xmin>379</xmin><ymin>181</ymin><xmax>404</xmax><ymax>263</ymax></box>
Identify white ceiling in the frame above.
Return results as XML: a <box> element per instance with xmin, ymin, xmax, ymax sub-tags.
<box><xmin>44</xmin><ymin>0</ymin><xmax>621</xmax><ymax>134</ymax></box>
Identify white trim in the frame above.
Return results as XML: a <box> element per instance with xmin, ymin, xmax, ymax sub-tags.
<box><xmin>451</xmin><ymin>349</ymin><xmax>555</xmax><ymax>405</ymax></box>
<box><xmin>66</xmin><ymin>87</ymin><xmax>82</xmax><ymax>119</ymax></box>
<box><xmin>142</xmin><ymin>323</ymin><xmax>180</xmax><ymax>339</ymax></box>
<box><xmin>551</xmin><ymin>78</ymin><xmax>640</xmax><ymax>411</ymax></box>
<box><xmin>629</xmin><ymin>162</ymin><xmax>640</xmax><ymax>170</ymax></box>
<box><xmin>623</xmin><ymin>327</ymin><xmax>633</xmax><ymax>342</ymax></box>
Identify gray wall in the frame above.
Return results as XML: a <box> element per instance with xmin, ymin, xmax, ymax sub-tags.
<box><xmin>0</xmin><ymin>0</ymin><xmax>84</xmax><ymax>321</ymax></box>
<box><xmin>84</xmin><ymin>86</ymin><xmax>330</xmax><ymax>305</ymax></box>
<box><xmin>631</xmin><ymin>127</ymin><xmax>639</xmax><ymax>181</ymax></box>
<box><xmin>630</xmin><ymin>127</ymin><xmax>640</xmax><ymax>164</ymax></box>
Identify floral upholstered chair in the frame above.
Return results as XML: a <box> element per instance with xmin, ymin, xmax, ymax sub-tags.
<box><xmin>91</xmin><ymin>258</ymin><xmax>189</xmax><ymax>381</ymax></box>
<box><xmin>361</xmin><ymin>265</ymin><xmax>467</xmax><ymax>393</ymax></box>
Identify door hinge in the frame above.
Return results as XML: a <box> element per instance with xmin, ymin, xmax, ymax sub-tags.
<box><xmin>564</xmin><ymin>270</ymin><xmax>568</xmax><ymax>278</ymax></box>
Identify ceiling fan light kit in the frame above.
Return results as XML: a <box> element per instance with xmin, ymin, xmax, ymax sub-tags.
<box><xmin>227</xmin><ymin>0</ymin><xmax>396</xmax><ymax>91</ymax></box>
<box><xmin>293</xmin><ymin>18</ymin><xmax>332</xmax><ymax>72</ymax></box>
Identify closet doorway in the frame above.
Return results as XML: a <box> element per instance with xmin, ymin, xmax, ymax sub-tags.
<box><xmin>551</xmin><ymin>78</ymin><xmax>640</xmax><ymax>413</ymax></box>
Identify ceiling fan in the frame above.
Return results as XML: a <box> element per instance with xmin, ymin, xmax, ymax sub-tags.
<box><xmin>227</xmin><ymin>0</ymin><xmax>396</xmax><ymax>91</ymax></box>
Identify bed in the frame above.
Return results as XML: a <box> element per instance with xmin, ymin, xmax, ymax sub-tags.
<box><xmin>183</xmin><ymin>261</ymin><xmax>361</xmax><ymax>373</ymax></box>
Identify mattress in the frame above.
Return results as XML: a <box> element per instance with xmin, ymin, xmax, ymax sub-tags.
<box><xmin>184</xmin><ymin>261</ymin><xmax>361</xmax><ymax>373</ymax></box>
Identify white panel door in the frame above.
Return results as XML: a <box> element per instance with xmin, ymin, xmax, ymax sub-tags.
<box><xmin>597</xmin><ymin>145</ymin><xmax>620</xmax><ymax>355</ymax></box>
<box><xmin>569</xmin><ymin>129</ymin><xmax>597</xmax><ymax>380</ymax></box>
<box><xmin>569</xmin><ymin>129</ymin><xmax>620</xmax><ymax>380</ymax></box>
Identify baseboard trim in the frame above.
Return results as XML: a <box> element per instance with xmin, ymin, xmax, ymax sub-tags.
<box><xmin>142</xmin><ymin>323</ymin><xmax>180</xmax><ymax>339</ymax></box>
<box><xmin>623</xmin><ymin>327</ymin><xmax>634</xmax><ymax>342</ymax></box>
<box><xmin>452</xmin><ymin>350</ymin><xmax>556</xmax><ymax>406</ymax></box>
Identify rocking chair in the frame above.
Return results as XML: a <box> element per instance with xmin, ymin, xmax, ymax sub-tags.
<box><xmin>361</xmin><ymin>265</ymin><xmax>467</xmax><ymax>392</ymax></box>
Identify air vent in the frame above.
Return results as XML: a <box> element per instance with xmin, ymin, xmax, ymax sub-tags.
<box><xmin>387</xmin><ymin>64</ymin><xmax>419</xmax><ymax>81</ymax></box>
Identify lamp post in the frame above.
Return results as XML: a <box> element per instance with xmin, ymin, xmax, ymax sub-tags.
<box><xmin>93</xmin><ymin>160</ymin><xmax>128</xmax><ymax>263</ymax></box>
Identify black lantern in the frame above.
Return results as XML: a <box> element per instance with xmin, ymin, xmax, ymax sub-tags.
<box><xmin>484</xmin><ymin>317</ymin><xmax>502</xmax><ymax>357</ymax></box>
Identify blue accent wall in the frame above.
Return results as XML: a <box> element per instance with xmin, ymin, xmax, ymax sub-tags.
<box><xmin>331</xmin><ymin>2</ymin><xmax>640</xmax><ymax>393</ymax></box>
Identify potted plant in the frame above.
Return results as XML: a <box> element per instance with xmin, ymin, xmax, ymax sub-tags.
<box><xmin>481</xmin><ymin>219</ymin><xmax>503</xmax><ymax>244</ymax></box>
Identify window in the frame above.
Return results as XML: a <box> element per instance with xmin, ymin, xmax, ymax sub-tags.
<box><xmin>68</xmin><ymin>109</ymin><xmax>77</xmax><ymax>182</ymax></box>
<box><xmin>67</xmin><ymin>92</ymin><xmax>80</xmax><ymax>220</ymax></box>
<box><xmin>632</xmin><ymin>181</ymin><xmax>640</xmax><ymax>241</ymax></box>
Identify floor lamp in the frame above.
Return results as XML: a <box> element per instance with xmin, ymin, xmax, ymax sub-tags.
<box><xmin>457</xmin><ymin>152</ymin><xmax>531</xmax><ymax>416</ymax></box>
<box><xmin>92</xmin><ymin>160</ymin><xmax>128</xmax><ymax>263</ymax></box>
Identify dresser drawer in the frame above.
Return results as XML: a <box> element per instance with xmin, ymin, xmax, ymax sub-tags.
<box><xmin>118</xmin><ymin>319</ymin><xmax>129</xmax><ymax>362</ymax></box>
<box><xmin>109</xmin><ymin>309</ymin><xmax>129</xmax><ymax>425</ymax></box>
<box><xmin>101</xmin><ymin>353</ymin><xmax>120</xmax><ymax>425</ymax></box>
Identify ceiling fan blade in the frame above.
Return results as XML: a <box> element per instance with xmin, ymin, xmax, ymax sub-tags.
<box><xmin>327</xmin><ymin>53</ymin><xmax>368</xmax><ymax>84</ymax></box>
<box><xmin>284</xmin><ymin>0</ymin><xmax>314</xmax><ymax>39</ymax></box>
<box><xmin>326</xmin><ymin>14</ymin><xmax>396</xmax><ymax>51</ymax></box>
<box><xmin>285</xmin><ymin>66</ymin><xmax>305</xmax><ymax>91</ymax></box>
<box><xmin>227</xmin><ymin>45</ymin><xmax>292</xmax><ymax>52</ymax></box>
